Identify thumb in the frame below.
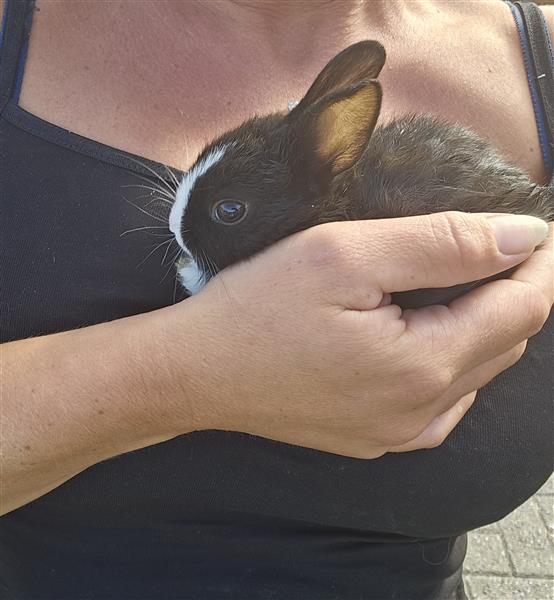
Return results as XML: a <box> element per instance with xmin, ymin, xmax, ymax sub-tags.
<box><xmin>340</xmin><ymin>211</ymin><xmax>549</xmax><ymax>299</ymax></box>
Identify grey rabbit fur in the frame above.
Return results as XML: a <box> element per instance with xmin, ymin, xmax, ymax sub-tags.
<box><xmin>168</xmin><ymin>40</ymin><xmax>553</xmax><ymax>308</ymax></box>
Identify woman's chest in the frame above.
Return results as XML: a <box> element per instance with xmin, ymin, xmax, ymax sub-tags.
<box><xmin>19</xmin><ymin>3</ymin><xmax>545</xmax><ymax>181</ymax></box>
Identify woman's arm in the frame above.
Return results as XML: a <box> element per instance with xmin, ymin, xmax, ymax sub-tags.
<box><xmin>1</xmin><ymin>305</ymin><xmax>199</xmax><ymax>516</ymax></box>
<box><xmin>3</xmin><ymin>211</ymin><xmax>550</xmax><ymax>516</ymax></box>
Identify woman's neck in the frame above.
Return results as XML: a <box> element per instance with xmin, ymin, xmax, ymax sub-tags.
<box><xmin>165</xmin><ymin>0</ymin><xmax>425</xmax><ymax>69</ymax></box>
<box><xmin>227</xmin><ymin>0</ymin><xmax>413</xmax><ymax>23</ymax></box>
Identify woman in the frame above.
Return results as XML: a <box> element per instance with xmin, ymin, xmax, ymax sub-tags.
<box><xmin>1</xmin><ymin>1</ymin><xmax>552</xmax><ymax>598</ymax></box>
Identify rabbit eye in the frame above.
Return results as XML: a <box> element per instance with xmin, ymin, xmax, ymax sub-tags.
<box><xmin>212</xmin><ymin>200</ymin><xmax>247</xmax><ymax>225</ymax></box>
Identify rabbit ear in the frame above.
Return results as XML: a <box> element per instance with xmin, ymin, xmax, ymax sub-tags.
<box><xmin>292</xmin><ymin>41</ymin><xmax>385</xmax><ymax>114</ymax></box>
<box><xmin>294</xmin><ymin>80</ymin><xmax>382</xmax><ymax>176</ymax></box>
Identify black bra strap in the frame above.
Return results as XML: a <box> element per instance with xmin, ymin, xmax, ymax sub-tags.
<box><xmin>514</xmin><ymin>2</ymin><xmax>554</xmax><ymax>184</ymax></box>
<box><xmin>0</xmin><ymin>0</ymin><xmax>34</xmax><ymax>112</ymax></box>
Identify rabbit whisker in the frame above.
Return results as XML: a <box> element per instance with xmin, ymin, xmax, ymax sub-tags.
<box><xmin>200</xmin><ymin>248</ymin><xmax>240</xmax><ymax>328</ymax></box>
<box><xmin>159</xmin><ymin>247</ymin><xmax>183</xmax><ymax>286</ymax></box>
<box><xmin>118</xmin><ymin>153</ymin><xmax>178</xmax><ymax>196</ymax></box>
<box><xmin>122</xmin><ymin>183</ymin><xmax>175</xmax><ymax>202</ymax></box>
<box><xmin>161</xmin><ymin>237</ymin><xmax>176</xmax><ymax>266</ymax></box>
<box><xmin>130</xmin><ymin>191</ymin><xmax>173</xmax><ymax>204</ymax></box>
<box><xmin>135</xmin><ymin>237</ymin><xmax>174</xmax><ymax>269</ymax></box>
<box><xmin>120</xmin><ymin>225</ymin><xmax>170</xmax><ymax>237</ymax></box>
<box><xmin>162</xmin><ymin>162</ymin><xmax>182</xmax><ymax>191</ymax></box>
<box><xmin>171</xmin><ymin>250</ymin><xmax>184</xmax><ymax>303</ymax></box>
<box><xmin>129</xmin><ymin>171</ymin><xmax>176</xmax><ymax>196</ymax></box>
<box><xmin>123</xmin><ymin>197</ymin><xmax>169</xmax><ymax>224</ymax></box>
<box><xmin>142</xmin><ymin>196</ymin><xmax>173</xmax><ymax>208</ymax></box>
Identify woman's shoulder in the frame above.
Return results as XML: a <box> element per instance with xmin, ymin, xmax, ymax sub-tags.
<box><xmin>376</xmin><ymin>1</ymin><xmax>551</xmax><ymax>183</ymax></box>
<box><xmin>541</xmin><ymin>5</ymin><xmax>554</xmax><ymax>37</ymax></box>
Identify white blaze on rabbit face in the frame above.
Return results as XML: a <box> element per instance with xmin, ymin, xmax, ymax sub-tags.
<box><xmin>175</xmin><ymin>255</ymin><xmax>205</xmax><ymax>295</ymax></box>
<box><xmin>169</xmin><ymin>145</ymin><xmax>229</xmax><ymax>294</ymax></box>
<box><xmin>169</xmin><ymin>145</ymin><xmax>229</xmax><ymax>249</ymax></box>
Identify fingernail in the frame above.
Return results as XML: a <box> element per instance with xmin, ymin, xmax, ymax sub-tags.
<box><xmin>486</xmin><ymin>215</ymin><xmax>549</xmax><ymax>255</ymax></box>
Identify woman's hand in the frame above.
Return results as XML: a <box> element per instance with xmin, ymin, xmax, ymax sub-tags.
<box><xmin>390</xmin><ymin>220</ymin><xmax>553</xmax><ymax>453</ymax></box>
<box><xmin>3</xmin><ymin>212</ymin><xmax>549</xmax><ymax>515</ymax></box>
<box><xmin>177</xmin><ymin>212</ymin><xmax>552</xmax><ymax>459</ymax></box>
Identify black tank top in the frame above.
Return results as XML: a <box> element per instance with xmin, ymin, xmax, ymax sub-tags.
<box><xmin>1</xmin><ymin>2</ymin><xmax>552</xmax><ymax>599</ymax></box>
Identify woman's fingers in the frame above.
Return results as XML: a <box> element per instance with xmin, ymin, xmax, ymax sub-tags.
<box><xmin>316</xmin><ymin>212</ymin><xmax>548</xmax><ymax>309</ymax></box>
<box><xmin>312</xmin><ymin>212</ymin><xmax>550</xmax><ymax>379</ymax></box>
<box><xmin>388</xmin><ymin>341</ymin><xmax>528</xmax><ymax>452</ymax></box>
<box><xmin>510</xmin><ymin>222</ymin><xmax>554</xmax><ymax>304</ymax></box>
<box><xmin>401</xmin><ymin>272</ymin><xmax>549</xmax><ymax>379</ymax></box>
<box><xmin>401</xmin><ymin>226</ymin><xmax>551</xmax><ymax>378</ymax></box>
<box><xmin>388</xmin><ymin>392</ymin><xmax>477</xmax><ymax>453</ymax></box>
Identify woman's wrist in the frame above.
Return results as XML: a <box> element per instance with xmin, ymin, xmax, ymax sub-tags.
<box><xmin>155</xmin><ymin>296</ymin><xmax>236</xmax><ymax>436</ymax></box>
<box><xmin>1</xmin><ymin>303</ymin><xmax>206</xmax><ymax>515</ymax></box>
<box><xmin>132</xmin><ymin>300</ymin><xmax>209</xmax><ymax>438</ymax></box>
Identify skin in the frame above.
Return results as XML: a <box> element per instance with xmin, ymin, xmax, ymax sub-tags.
<box><xmin>1</xmin><ymin>0</ymin><xmax>553</xmax><ymax>516</ymax></box>
<box><xmin>14</xmin><ymin>0</ymin><xmax>554</xmax><ymax>181</ymax></box>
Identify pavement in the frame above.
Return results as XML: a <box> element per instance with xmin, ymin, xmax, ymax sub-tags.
<box><xmin>464</xmin><ymin>473</ymin><xmax>554</xmax><ymax>599</ymax></box>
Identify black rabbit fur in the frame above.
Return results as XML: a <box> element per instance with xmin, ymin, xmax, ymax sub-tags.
<box><xmin>168</xmin><ymin>41</ymin><xmax>553</xmax><ymax>308</ymax></box>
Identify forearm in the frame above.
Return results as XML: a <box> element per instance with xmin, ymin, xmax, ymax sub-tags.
<box><xmin>0</xmin><ymin>304</ymin><xmax>200</xmax><ymax>516</ymax></box>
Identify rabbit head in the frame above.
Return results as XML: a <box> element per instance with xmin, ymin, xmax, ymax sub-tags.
<box><xmin>168</xmin><ymin>41</ymin><xmax>386</xmax><ymax>294</ymax></box>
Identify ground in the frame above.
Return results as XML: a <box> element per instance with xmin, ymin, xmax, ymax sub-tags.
<box><xmin>464</xmin><ymin>473</ymin><xmax>554</xmax><ymax>599</ymax></box>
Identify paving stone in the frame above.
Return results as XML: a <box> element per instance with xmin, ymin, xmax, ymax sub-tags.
<box><xmin>536</xmin><ymin>495</ymin><xmax>554</xmax><ymax>538</ymax></box>
<box><xmin>465</xmin><ymin>473</ymin><xmax>554</xmax><ymax>596</ymax></box>
<box><xmin>463</xmin><ymin>577</ymin><xmax>476</xmax><ymax>600</ymax></box>
<box><xmin>475</xmin><ymin>522</ymin><xmax>501</xmax><ymax>534</ymax></box>
<box><xmin>464</xmin><ymin>532</ymin><xmax>512</xmax><ymax>574</ymax></box>
<box><xmin>499</xmin><ymin>497</ymin><xmax>554</xmax><ymax>577</ymax></box>
<box><xmin>466</xmin><ymin>575</ymin><xmax>554</xmax><ymax>599</ymax></box>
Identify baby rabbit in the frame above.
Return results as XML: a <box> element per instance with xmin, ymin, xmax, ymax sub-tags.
<box><xmin>168</xmin><ymin>41</ymin><xmax>552</xmax><ymax>308</ymax></box>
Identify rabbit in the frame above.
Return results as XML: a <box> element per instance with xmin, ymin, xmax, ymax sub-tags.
<box><xmin>168</xmin><ymin>40</ymin><xmax>553</xmax><ymax>309</ymax></box>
